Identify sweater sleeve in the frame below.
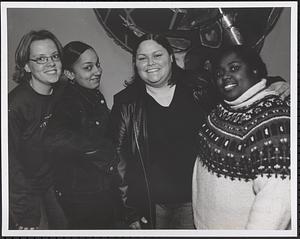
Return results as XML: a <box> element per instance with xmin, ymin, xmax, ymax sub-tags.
<box><xmin>246</xmin><ymin>176</ymin><xmax>291</xmax><ymax>229</ymax></box>
<box><xmin>8</xmin><ymin>107</ymin><xmax>40</xmax><ymax>227</ymax></box>
<box><xmin>245</xmin><ymin>109</ymin><xmax>291</xmax><ymax>230</ymax></box>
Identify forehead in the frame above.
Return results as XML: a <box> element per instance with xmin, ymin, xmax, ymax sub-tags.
<box><xmin>137</xmin><ymin>40</ymin><xmax>167</xmax><ymax>54</ymax></box>
<box><xmin>219</xmin><ymin>52</ymin><xmax>244</xmax><ymax>65</ymax></box>
<box><xmin>76</xmin><ymin>48</ymin><xmax>98</xmax><ymax>63</ymax></box>
<box><xmin>30</xmin><ymin>39</ymin><xmax>57</xmax><ymax>55</ymax></box>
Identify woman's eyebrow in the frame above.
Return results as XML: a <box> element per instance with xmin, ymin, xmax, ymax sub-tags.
<box><xmin>32</xmin><ymin>50</ymin><xmax>59</xmax><ymax>57</ymax></box>
<box><xmin>82</xmin><ymin>61</ymin><xmax>95</xmax><ymax>65</ymax></box>
<box><xmin>137</xmin><ymin>50</ymin><xmax>163</xmax><ymax>55</ymax></box>
<box><xmin>227</xmin><ymin>60</ymin><xmax>240</xmax><ymax>65</ymax></box>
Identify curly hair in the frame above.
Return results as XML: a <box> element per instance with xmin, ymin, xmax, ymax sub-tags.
<box><xmin>13</xmin><ymin>29</ymin><xmax>63</xmax><ymax>84</ymax></box>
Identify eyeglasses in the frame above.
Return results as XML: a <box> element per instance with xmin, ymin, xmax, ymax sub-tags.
<box><xmin>29</xmin><ymin>53</ymin><xmax>61</xmax><ymax>64</ymax></box>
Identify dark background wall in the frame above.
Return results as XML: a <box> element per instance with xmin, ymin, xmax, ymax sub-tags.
<box><xmin>7</xmin><ymin>8</ymin><xmax>290</xmax><ymax>108</ymax></box>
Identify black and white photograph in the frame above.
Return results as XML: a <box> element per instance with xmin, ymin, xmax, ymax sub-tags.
<box><xmin>1</xmin><ymin>1</ymin><xmax>298</xmax><ymax>237</ymax></box>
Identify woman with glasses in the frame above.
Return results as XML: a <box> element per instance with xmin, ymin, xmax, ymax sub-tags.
<box><xmin>44</xmin><ymin>41</ymin><xmax>118</xmax><ymax>229</ymax></box>
<box><xmin>8</xmin><ymin>29</ymin><xmax>68</xmax><ymax>229</ymax></box>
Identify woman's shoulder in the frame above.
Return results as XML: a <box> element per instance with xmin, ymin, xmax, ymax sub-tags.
<box><xmin>8</xmin><ymin>82</ymin><xmax>33</xmax><ymax>108</ymax></box>
<box><xmin>252</xmin><ymin>94</ymin><xmax>290</xmax><ymax>118</ymax></box>
<box><xmin>56</xmin><ymin>81</ymin><xmax>80</xmax><ymax>100</ymax></box>
<box><xmin>114</xmin><ymin>82</ymin><xmax>145</xmax><ymax>104</ymax></box>
<box><xmin>50</xmin><ymin>82</ymin><xmax>83</xmax><ymax>113</ymax></box>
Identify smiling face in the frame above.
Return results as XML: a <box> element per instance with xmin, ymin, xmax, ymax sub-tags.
<box><xmin>70</xmin><ymin>48</ymin><xmax>102</xmax><ymax>90</ymax></box>
<box><xmin>135</xmin><ymin>40</ymin><xmax>173</xmax><ymax>88</ymax></box>
<box><xmin>215</xmin><ymin>52</ymin><xmax>259</xmax><ymax>101</ymax></box>
<box><xmin>25</xmin><ymin>39</ymin><xmax>62</xmax><ymax>91</ymax></box>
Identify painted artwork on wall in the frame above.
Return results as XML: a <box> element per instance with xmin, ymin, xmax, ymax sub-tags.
<box><xmin>94</xmin><ymin>8</ymin><xmax>283</xmax><ymax>71</ymax></box>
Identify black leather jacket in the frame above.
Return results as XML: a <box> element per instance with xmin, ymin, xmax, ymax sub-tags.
<box><xmin>45</xmin><ymin>82</ymin><xmax>117</xmax><ymax>199</ymax></box>
<box><xmin>109</xmin><ymin>67</ymin><xmax>211</xmax><ymax>227</ymax></box>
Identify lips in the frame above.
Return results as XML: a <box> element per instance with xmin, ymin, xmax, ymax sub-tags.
<box><xmin>146</xmin><ymin>68</ymin><xmax>159</xmax><ymax>73</ymax></box>
<box><xmin>224</xmin><ymin>83</ymin><xmax>238</xmax><ymax>90</ymax></box>
<box><xmin>90</xmin><ymin>77</ymin><xmax>100</xmax><ymax>83</ymax></box>
<box><xmin>222</xmin><ymin>79</ymin><xmax>238</xmax><ymax>91</ymax></box>
<box><xmin>44</xmin><ymin>69</ymin><xmax>57</xmax><ymax>74</ymax></box>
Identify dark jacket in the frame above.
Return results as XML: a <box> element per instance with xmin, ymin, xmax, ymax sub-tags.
<box><xmin>109</xmin><ymin>67</ymin><xmax>210</xmax><ymax>228</ymax></box>
<box><xmin>45</xmin><ymin>82</ymin><xmax>117</xmax><ymax>198</ymax></box>
<box><xmin>8</xmin><ymin>80</ymin><xmax>66</xmax><ymax>227</ymax></box>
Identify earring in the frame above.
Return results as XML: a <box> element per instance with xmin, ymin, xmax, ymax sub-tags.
<box><xmin>253</xmin><ymin>69</ymin><xmax>257</xmax><ymax>74</ymax></box>
<box><xmin>64</xmin><ymin>70</ymin><xmax>75</xmax><ymax>84</ymax></box>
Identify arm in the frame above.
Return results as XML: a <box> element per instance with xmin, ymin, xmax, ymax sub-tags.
<box><xmin>108</xmin><ymin>99</ymin><xmax>142</xmax><ymax>228</ymax></box>
<box><xmin>266</xmin><ymin>76</ymin><xmax>290</xmax><ymax>100</ymax></box>
<box><xmin>246</xmin><ymin>176</ymin><xmax>291</xmax><ymax>229</ymax></box>
<box><xmin>8</xmin><ymin>107</ymin><xmax>39</xmax><ymax>228</ymax></box>
<box><xmin>246</xmin><ymin>114</ymin><xmax>290</xmax><ymax>229</ymax></box>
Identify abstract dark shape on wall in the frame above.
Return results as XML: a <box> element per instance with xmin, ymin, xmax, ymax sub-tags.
<box><xmin>94</xmin><ymin>8</ymin><xmax>283</xmax><ymax>71</ymax></box>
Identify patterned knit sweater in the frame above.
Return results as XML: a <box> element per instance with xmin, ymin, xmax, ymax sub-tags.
<box><xmin>192</xmin><ymin>79</ymin><xmax>290</xmax><ymax>229</ymax></box>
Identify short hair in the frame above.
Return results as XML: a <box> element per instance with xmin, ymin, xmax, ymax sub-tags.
<box><xmin>63</xmin><ymin>41</ymin><xmax>94</xmax><ymax>71</ymax></box>
<box><xmin>127</xmin><ymin>33</ymin><xmax>180</xmax><ymax>86</ymax></box>
<box><xmin>13</xmin><ymin>29</ymin><xmax>63</xmax><ymax>83</ymax></box>
<box><xmin>212</xmin><ymin>45</ymin><xmax>268</xmax><ymax>79</ymax></box>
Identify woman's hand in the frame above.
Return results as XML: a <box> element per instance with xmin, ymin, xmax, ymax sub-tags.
<box><xmin>129</xmin><ymin>217</ymin><xmax>148</xmax><ymax>229</ymax></box>
<box><xmin>268</xmin><ymin>81</ymin><xmax>290</xmax><ymax>100</ymax></box>
<box><xmin>129</xmin><ymin>220</ymin><xmax>142</xmax><ymax>229</ymax></box>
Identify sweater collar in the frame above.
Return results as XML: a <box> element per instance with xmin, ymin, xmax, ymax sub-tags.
<box><xmin>224</xmin><ymin>79</ymin><xmax>278</xmax><ymax>110</ymax></box>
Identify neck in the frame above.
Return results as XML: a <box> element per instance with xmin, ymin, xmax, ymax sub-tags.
<box><xmin>224</xmin><ymin>78</ymin><xmax>277</xmax><ymax>110</ymax></box>
<box><xmin>145</xmin><ymin>83</ymin><xmax>175</xmax><ymax>97</ymax></box>
<box><xmin>146</xmin><ymin>84</ymin><xmax>176</xmax><ymax>107</ymax></box>
<box><xmin>30</xmin><ymin>78</ymin><xmax>53</xmax><ymax>95</ymax></box>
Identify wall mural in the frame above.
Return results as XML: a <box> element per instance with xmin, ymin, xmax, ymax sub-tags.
<box><xmin>94</xmin><ymin>8</ymin><xmax>283</xmax><ymax>71</ymax></box>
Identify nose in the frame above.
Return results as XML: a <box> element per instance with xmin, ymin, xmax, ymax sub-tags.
<box><xmin>46</xmin><ymin>57</ymin><xmax>57</xmax><ymax>66</ymax></box>
<box><xmin>94</xmin><ymin>65</ymin><xmax>102</xmax><ymax>76</ymax></box>
<box><xmin>221</xmin><ymin>69</ymin><xmax>232</xmax><ymax>79</ymax></box>
<box><xmin>147</xmin><ymin>57</ymin><xmax>155</xmax><ymax>66</ymax></box>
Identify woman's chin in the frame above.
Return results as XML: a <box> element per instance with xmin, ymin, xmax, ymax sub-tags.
<box><xmin>222</xmin><ymin>93</ymin><xmax>240</xmax><ymax>102</ymax></box>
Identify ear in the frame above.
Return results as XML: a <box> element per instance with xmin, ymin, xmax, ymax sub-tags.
<box><xmin>24</xmin><ymin>64</ymin><xmax>31</xmax><ymax>73</ymax></box>
<box><xmin>64</xmin><ymin>70</ymin><xmax>75</xmax><ymax>80</ymax></box>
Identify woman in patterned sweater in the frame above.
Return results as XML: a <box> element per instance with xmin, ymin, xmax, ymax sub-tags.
<box><xmin>192</xmin><ymin>45</ymin><xmax>290</xmax><ymax>229</ymax></box>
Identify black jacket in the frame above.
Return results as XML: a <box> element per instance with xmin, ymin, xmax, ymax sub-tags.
<box><xmin>45</xmin><ymin>82</ymin><xmax>117</xmax><ymax>198</ymax></box>
<box><xmin>109</xmin><ymin>67</ymin><xmax>210</xmax><ymax>228</ymax></box>
<box><xmin>8</xmin><ymin>80</ymin><xmax>66</xmax><ymax>227</ymax></box>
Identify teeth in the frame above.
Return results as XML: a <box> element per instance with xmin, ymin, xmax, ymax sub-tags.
<box><xmin>147</xmin><ymin>69</ymin><xmax>159</xmax><ymax>73</ymax></box>
<box><xmin>224</xmin><ymin>84</ymin><xmax>237</xmax><ymax>89</ymax></box>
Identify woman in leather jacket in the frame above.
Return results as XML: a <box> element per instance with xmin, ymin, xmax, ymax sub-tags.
<box><xmin>108</xmin><ymin>33</ymin><xmax>290</xmax><ymax>230</ymax></box>
<box><xmin>44</xmin><ymin>41</ymin><xmax>118</xmax><ymax>229</ymax></box>
<box><xmin>109</xmin><ymin>33</ymin><xmax>210</xmax><ymax>229</ymax></box>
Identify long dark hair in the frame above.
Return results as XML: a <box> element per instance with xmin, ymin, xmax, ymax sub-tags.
<box><xmin>126</xmin><ymin>33</ymin><xmax>182</xmax><ymax>86</ymax></box>
<box><xmin>13</xmin><ymin>29</ymin><xmax>63</xmax><ymax>84</ymax></box>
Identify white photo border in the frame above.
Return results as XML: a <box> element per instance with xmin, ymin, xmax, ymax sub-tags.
<box><xmin>1</xmin><ymin>1</ymin><xmax>298</xmax><ymax>237</ymax></box>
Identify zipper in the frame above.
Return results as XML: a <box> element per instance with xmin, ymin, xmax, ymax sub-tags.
<box><xmin>133</xmin><ymin>122</ymin><xmax>154</xmax><ymax>228</ymax></box>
